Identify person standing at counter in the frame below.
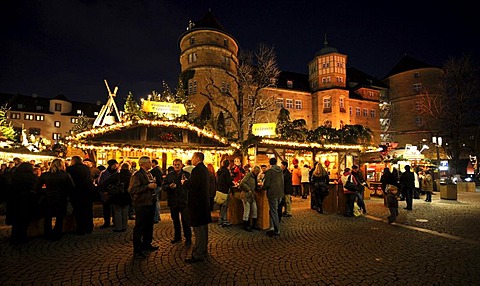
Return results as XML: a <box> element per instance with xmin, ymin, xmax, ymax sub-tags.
<box><xmin>262</xmin><ymin>158</ymin><xmax>284</xmax><ymax>237</ymax></box>
<box><xmin>310</xmin><ymin>163</ymin><xmax>329</xmax><ymax>214</ymax></box>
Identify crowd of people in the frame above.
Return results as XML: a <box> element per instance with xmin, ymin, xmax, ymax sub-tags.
<box><xmin>2</xmin><ymin>153</ymin><xmax>440</xmax><ymax>261</ymax></box>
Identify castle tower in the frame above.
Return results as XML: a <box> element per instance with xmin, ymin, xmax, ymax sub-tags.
<box><xmin>308</xmin><ymin>36</ymin><xmax>349</xmax><ymax>129</ymax></box>
<box><xmin>178</xmin><ymin>10</ymin><xmax>239</xmax><ymax>123</ymax></box>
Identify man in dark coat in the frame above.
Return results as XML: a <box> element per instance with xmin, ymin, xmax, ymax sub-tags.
<box><xmin>399</xmin><ymin>165</ymin><xmax>415</xmax><ymax>210</ymax></box>
<box><xmin>162</xmin><ymin>158</ymin><xmax>191</xmax><ymax>245</ymax></box>
<box><xmin>150</xmin><ymin>159</ymin><xmax>163</xmax><ymax>223</ymax></box>
<box><xmin>67</xmin><ymin>156</ymin><xmax>95</xmax><ymax>235</ymax></box>
<box><xmin>280</xmin><ymin>161</ymin><xmax>293</xmax><ymax>219</ymax></box>
<box><xmin>183</xmin><ymin>152</ymin><xmax>212</xmax><ymax>263</ymax></box>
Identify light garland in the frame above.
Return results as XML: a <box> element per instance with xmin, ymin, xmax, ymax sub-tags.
<box><xmin>71</xmin><ymin>143</ymin><xmax>237</xmax><ymax>156</ymax></box>
<box><xmin>66</xmin><ymin>119</ymin><xmax>240</xmax><ymax>150</ymax></box>
<box><xmin>260</xmin><ymin>139</ymin><xmax>366</xmax><ymax>151</ymax></box>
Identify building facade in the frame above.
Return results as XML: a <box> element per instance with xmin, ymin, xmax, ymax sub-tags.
<box><xmin>0</xmin><ymin>93</ymin><xmax>102</xmax><ymax>143</ymax></box>
<box><xmin>179</xmin><ymin>11</ymin><xmax>385</xmax><ymax>144</ymax></box>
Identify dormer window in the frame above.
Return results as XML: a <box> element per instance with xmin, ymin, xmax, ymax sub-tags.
<box><xmin>287</xmin><ymin>80</ymin><xmax>293</xmax><ymax>88</ymax></box>
<box><xmin>55</xmin><ymin>103</ymin><xmax>62</xmax><ymax>112</ymax></box>
<box><xmin>17</xmin><ymin>103</ymin><xmax>24</xmax><ymax>109</ymax></box>
<box><xmin>36</xmin><ymin>106</ymin><xmax>43</xmax><ymax>111</ymax></box>
<box><xmin>77</xmin><ymin>110</ymin><xmax>82</xmax><ymax>115</ymax></box>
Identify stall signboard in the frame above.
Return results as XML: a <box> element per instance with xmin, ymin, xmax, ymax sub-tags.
<box><xmin>142</xmin><ymin>101</ymin><xmax>187</xmax><ymax>115</ymax></box>
<box><xmin>252</xmin><ymin>123</ymin><xmax>276</xmax><ymax>136</ymax></box>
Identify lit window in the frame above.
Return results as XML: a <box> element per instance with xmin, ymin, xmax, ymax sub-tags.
<box><xmin>295</xmin><ymin>100</ymin><xmax>302</xmax><ymax>110</ymax></box>
<box><xmin>276</xmin><ymin>98</ymin><xmax>284</xmax><ymax>108</ymax></box>
<box><xmin>55</xmin><ymin>103</ymin><xmax>61</xmax><ymax>112</ymax></box>
<box><xmin>35</xmin><ymin>115</ymin><xmax>44</xmax><ymax>121</ymax></box>
<box><xmin>54</xmin><ymin>121</ymin><xmax>61</xmax><ymax>128</ymax></box>
<box><xmin>188</xmin><ymin>80</ymin><xmax>197</xmax><ymax>95</ymax></box>
<box><xmin>286</xmin><ymin>99</ymin><xmax>293</xmax><ymax>109</ymax></box>
<box><xmin>287</xmin><ymin>80</ymin><xmax>293</xmax><ymax>88</ymax></box>
<box><xmin>363</xmin><ymin>108</ymin><xmax>368</xmax><ymax>117</ymax></box>
<box><xmin>25</xmin><ymin>114</ymin><xmax>34</xmax><ymax>120</ymax></box>
<box><xmin>94</xmin><ymin>111</ymin><xmax>99</xmax><ymax>116</ymax></box>
<box><xmin>188</xmin><ymin>53</ymin><xmax>197</xmax><ymax>63</ymax></box>
<box><xmin>71</xmin><ymin>118</ymin><xmax>79</xmax><ymax>124</ymax></box>
<box><xmin>10</xmin><ymin>112</ymin><xmax>20</xmax><ymax>119</ymax></box>
<box><xmin>77</xmin><ymin>110</ymin><xmax>82</xmax><ymax>115</ymax></box>
<box><xmin>356</xmin><ymin>107</ymin><xmax>361</xmax><ymax>117</ymax></box>
<box><xmin>370</xmin><ymin>110</ymin><xmax>376</xmax><ymax>118</ymax></box>
<box><xmin>323</xmin><ymin>97</ymin><xmax>331</xmax><ymax>109</ymax></box>
<box><xmin>53</xmin><ymin>133</ymin><xmax>61</xmax><ymax>140</ymax></box>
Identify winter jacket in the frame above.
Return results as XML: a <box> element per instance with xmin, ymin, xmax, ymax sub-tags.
<box><xmin>283</xmin><ymin>169</ymin><xmax>293</xmax><ymax>195</ymax></box>
<box><xmin>239</xmin><ymin>171</ymin><xmax>257</xmax><ymax>203</ymax></box>
<box><xmin>186</xmin><ymin>162</ymin><xmax>212</xmax><ymax>227</ymax></box>
<box><xmin>291</xmin><ymin>166</ymin><xmax>302</xmax><ymax>186</ymax></box>
<box><xmin>128</xmin><ymin>168</ymin><xmax>156</xmax><ymax>207</ymax></box>
<box><xmin>262</xmin><ymin>165</ymin><xmax>284</xmax><ymax>199</ymax></box>
<box><xmin>102</xmin><ymin>169</ymin><xmax>132</xmax><ymax>207</ymax></box>
<box><xmin>217</xmin><ymin>166</ymin><xmax>234</xmax><ymax>194</ymax></box>
<box><xmin>162</xmin><ymin>170</ymin><xmax>190</xmax><ymax>209</ymax></box>
<box><xmin>34</xmin><ymin>171</ymin><xmax>74</xmax><ymax>216</ymax></box>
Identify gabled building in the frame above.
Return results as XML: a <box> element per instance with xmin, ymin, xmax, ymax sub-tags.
<box><xmin>0</xmin><ymin>93</ymin><xmax>102</xmax><ymax>142</ymax></box>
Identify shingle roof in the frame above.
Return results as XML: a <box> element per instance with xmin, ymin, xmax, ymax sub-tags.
<box><xmin>276</xmin><ymin>71</ymin><xmax>310</xmax><ymax>92</ymax></box>
<box><xmin>193</xmin><ymin>10</ymin><xmax>225</xmax><ymax>31</ymax></box>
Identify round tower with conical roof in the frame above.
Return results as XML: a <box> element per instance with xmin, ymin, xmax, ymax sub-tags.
<box><xmin>178</xmin><ymin>10</ymin><xmax>239</xmax><ymax>122</ymax></box>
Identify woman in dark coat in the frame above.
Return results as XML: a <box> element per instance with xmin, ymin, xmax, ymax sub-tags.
<box><xmin>310</xmin><ymin>163</ymin><xmax>330</xmax><ymax>214</ymax></box>
<box><xmin>34</xmin><ymin>158</ymin><xmax>74</xmax><ymax>241</ymax></box>
<box><xmin>8</xmin><ymin>162</ymin><xmax>38</xmax><ymax>245</ymax></box>
<box><xmin>101</xmin><ymin>162</ymin><xmax>132</xmax><ymax>232</ymax></box>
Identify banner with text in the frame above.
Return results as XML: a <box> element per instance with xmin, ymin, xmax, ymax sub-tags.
<box><xmin>142</xmin><ymin>101</ymin><xmax>187</xmax><ymax>115</ymax></box>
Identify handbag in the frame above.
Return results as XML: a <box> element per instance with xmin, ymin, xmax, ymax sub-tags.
<box><xmin>214</xmin><ymin>191</ymin><xmax>228</xmax><ymax>205</ymax></box>
<box><xmin>344</xmin><ymin>175</ymin><xmax>358</xmax><ymax>192</ymax></box>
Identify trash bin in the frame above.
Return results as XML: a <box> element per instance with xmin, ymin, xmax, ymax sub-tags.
<box><xmin>440</xmin><ymin>183</ymin><xmax>457</xmax><ymax>200</ymax></box>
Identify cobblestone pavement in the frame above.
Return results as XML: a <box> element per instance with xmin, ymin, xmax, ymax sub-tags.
<box><xmin>1</xmin><ymin>191</ymin><xmax>479</xmax><ymax>285</ymax></box>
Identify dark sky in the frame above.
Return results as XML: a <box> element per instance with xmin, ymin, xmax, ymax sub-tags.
<box><xmin>1</xmin><ymin>0</ymin><xmax>477</xmax><ymax>103</ymax></box>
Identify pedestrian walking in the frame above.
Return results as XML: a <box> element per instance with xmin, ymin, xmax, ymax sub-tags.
<box><xmin>162</xmin><ymin>159</ymin><xmax>192</xmax><ymax>245</ymax></box>
<box><xmin>351</xmin><ymin>165</ymin><xmax>367</xmax><ymax>214</ymax></box>
<box><xmin>262</xmin><ymin>157</ymin><xmax>284</xmax><ymax>237</ymax></box>
<box><xmin>183</xmin><ymin>152</ymin><xmax>212</xmax><ymax>263</ymax></box>
<box><xmin>386</xmin><ymin>185</ymin><xmax>399</xmax><ymax>224</ymax></box>
<box><xmin>128</xmin><ymin>156</ymin><xmax>158</xmax><ymax>259</ymax></box>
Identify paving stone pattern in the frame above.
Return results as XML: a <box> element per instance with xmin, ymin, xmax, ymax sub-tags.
<box><xmin>1</xmin><ymin>191</ymin><xmax>479</xmax><ymax>285</ymax></box>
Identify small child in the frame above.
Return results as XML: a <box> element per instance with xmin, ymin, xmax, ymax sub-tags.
<box><xmin>386</xmin><ymin>185</ymin><xmax>399</xmax><ymax>224</ymax></box>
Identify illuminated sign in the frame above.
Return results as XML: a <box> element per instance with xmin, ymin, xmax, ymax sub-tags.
<box><xmin>142</xmin><ymin>101</ymin><xmax>187</xmax><ymax>115</ymax></box>
<box><xmin>252</xmin><ymin>123</ymin><xmax>276</xmax><ymax>136</ymax></box>
<box><xmin>439</xmin><ymin>160</ymin><xmax>449</xmax><ymax>171</ymax></box>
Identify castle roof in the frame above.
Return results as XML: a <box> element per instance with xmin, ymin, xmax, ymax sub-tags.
<box><xmin>192</xmin><ymin>10</ymin><xmax>225</xmax><ymax>31</ymax></box>
<box><xmin>384</xmin><ymin>55</ymin><xmax>439</xmax><ymax>78</ymax></box>
<box><xmin>315</xmin><ymin>35</ymin><xmax>339</xmax><ymax>56</ymax></box>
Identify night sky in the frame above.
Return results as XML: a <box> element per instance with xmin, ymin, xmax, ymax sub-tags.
<box><xmin>1</xmin><ymin>0</ymin><xmax>477</xmax><ymax>104</ymax></box>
